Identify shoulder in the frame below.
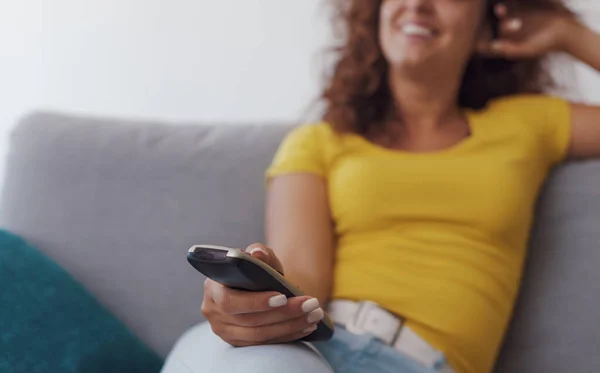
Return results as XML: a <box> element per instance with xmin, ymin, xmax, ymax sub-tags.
<box><xmin>475</xmin><ymin>93</ymin><xmax>571</xmax><ymax>137</ymax></box>
<box><xmin>477</xmin><ymin>94</ymin><xmax>572</xmax><ymax>165</ymax></box>
<box><xmin>283</xmin><ymin>122</ymin><xmax>337</xmax><ymax>142</ymax></box>
<box><xmin>277</xmin><ymin>122</ymin><xmax>340</xmax><ymax>152</ymax></box>
<box><xmin>267</xmin><ymin>122</ymin><xmax>338</xmax><ymax>179</ymax></box>
<box><xmin>482</xmin><ymin>93</ymin><xmax>569</xmax><ymax>116</ymax></box>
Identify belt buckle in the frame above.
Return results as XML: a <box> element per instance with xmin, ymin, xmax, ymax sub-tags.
<box><xmin>345</xmin><ymin>301</ymin><xmax>402</xmax><ymax>344</ymax></box>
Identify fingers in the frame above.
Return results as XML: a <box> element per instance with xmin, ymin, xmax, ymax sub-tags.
<box><xmin>478</xmin><ymin>40</ymin><xmax>531</xmax><ymax>59</ymax></box>
<box><xmin>494</xmin><ymin>3</ymin><xmax>509</xmax><ymax>19</ymax></box>
<box><xmin>500</xmin><ymin>18</ymin><xmax>523</xmax><ymax>35</ymax></box>
<box><xmin>480</xmin><ymin>20</ymin><xmax>523</xmax><ymax>58</ymax></box>
<box><xmin>216</xmin><ymin>314</ymin><xmax>321</xmax><ymax>347</ymax></box>
<box><xmin>201</xmin><ymin>242</ymin><xmax>322</xmax><ymax>346</ymax></box>
<box><xmin>264</xmin><ymin>326</ymin><xmax>318</xmax><ymax>345</ymax></box>
<box><xmin>477</xmin><ymin>2</ymin><xmax>526</xmax><ymax>58</ymax></box>
<box><xmin>245</xmin><ymin>243</ymin><xmax>285</xmax><ymax>275</ymax></box>
<box><xmin>494</xmin><ymin>41</ymin><xmax>535</xmax><ymax>59</ymax></box>
<box><xmin>204</xmin><ymin>278</ymin><xmax>287</xmax><ymax>315</ymax></box>
<box><xmin>204</xmin><ymin>278</ymin><xmax>325</xmax><ymax>321</ymax></box>
<box><xmin>230</xmin><ymin>297</ymin><xmax>323</xmax><ymax>327</ymax></box>
<box><xmin>205</xmin><ymin>278</ymin><xmax>324</xmax><ymax>322</ymax></box>
<box><xmin>494</xmin><ymin>2</ymin><xmax>525</xmax><ymax>37</ymax></box>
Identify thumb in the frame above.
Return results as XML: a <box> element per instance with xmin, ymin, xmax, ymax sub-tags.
<box><xmin>245</xmin><ymin>243</ymin><xmax>285</xmax><ymax>275</ymax></box>
<box><xmin>489</xmin><ymin>40</ymin><xmax>534</xmax><ymax>59</ymax></box>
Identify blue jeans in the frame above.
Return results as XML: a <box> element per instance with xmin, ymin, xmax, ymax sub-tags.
<box><xmin>161</xmin><ymin>322</ymin><xmax>445</xmax><ymax>373</ymax></box>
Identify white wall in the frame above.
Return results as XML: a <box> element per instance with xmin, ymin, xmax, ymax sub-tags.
<box><xmin>0</xmin><ymin>1</ymin><xmax>43</xmax><ymax>195</ymax></box>
<box><xmin>38</xmin><ymin>0</ymin><xmax>331</xmax><ymax>122</ymax></box>
<box><xmin>568</xmin><ymin>1</ymin><xmax>600</xmax><ymax>101</ymax></box>
<box><xmin>0</xmin><ymin>0</ymin><xmax>332</xmax><ymax>194</ymax></box>
<box><xmin>1</xmin><ymin>0</ymin><xmax>600</xmax><ymax>195</ymax></box>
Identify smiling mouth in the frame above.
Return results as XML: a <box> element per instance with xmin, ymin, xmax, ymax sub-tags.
<box><xmin>401</xmin><ymin>24</ymin><xmax>435</xmax><ymax>38</ymax></box>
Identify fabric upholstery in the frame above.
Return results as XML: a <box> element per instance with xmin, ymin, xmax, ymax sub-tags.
<box><xmin>1</xmin><ymin>112</ymin><xmax>599</xmax><ymax>371</ymax></box>
<box><xmin>0</xmin><ymin>112</ymin><xmax>291</xmax><ymax>356</ymax></box>
<box><xmin>0</xmin><ymin>229</ymin><xmax>163</xmax><ymax>372</ymax></box>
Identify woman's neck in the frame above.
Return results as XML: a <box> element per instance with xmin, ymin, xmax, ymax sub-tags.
<box><xmin>387</xmin><ymin>67</ymin><xmax>463</xmax><ymax>132</ymax></box>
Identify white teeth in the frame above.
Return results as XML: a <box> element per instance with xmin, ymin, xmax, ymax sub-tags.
<box><xmin>402</xmin><ymin>24</ymin><xmax>433</xmax><ymax>37</ymax></box>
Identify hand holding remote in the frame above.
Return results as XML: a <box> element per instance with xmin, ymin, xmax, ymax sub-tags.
<box><xmin>200</xmin><ymin>244</ymin><xmax>326</xmax><ymax>347</ymax></box>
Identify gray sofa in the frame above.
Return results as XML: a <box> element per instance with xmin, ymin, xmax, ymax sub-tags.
<box><xmin>1</xmin><ymin>112</ymin><xmax>599</xmax><ymax>372</ymax></box>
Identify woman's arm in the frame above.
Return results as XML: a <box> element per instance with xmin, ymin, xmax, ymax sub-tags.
<box><xmin>484</xmin><ymin>4</ymin><xmax>600</xmax><ymax>159</ymax></box>
<box><xmin>266</xmin><ymin>174</ymin><xmax>335</xmax><ymax>305</ymax></box>
<box><xmin>564</xmin><ymin>21</ymin><xmax>600</xmax><ymax>73</ymax></box>
<box><xmin>563</xmin><ymin>22</ymin><xmax>600</xmax><ymax>159</ymax></box>
<box><xmin>568</xmin><ymin>103</ymin><xmax>600</xmax><ymax>159</ymax></box>
<box><xmin>199</xmin><ymin>175</ymin><xmax>333</xmax><ymax>347</ymax></box>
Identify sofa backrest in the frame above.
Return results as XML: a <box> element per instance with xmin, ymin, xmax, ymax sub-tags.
<box><xmin>495</xmin><ymin>160</ymin><xmax>600</xmax><ymax>372</ymax></box>
<box><xmin>2</xmin><ymin>112</ymin><xmax>599</xmax><ymax>371</ymax></box>
<box><xmin>0</xmin><ymin>112</ymin><xmax>291</xmax><ymax>357</ymax></box>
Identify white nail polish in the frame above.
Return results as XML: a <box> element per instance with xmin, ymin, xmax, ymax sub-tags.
<box><xmin>303</xmin><ymin>325</ymin><xmax>318</xmax><ymax>334</ymax></box>
<box><xmin>268</xmin><ymin>294</ymin><xmax>287</xmax><ymax>308</ymax></box>
<box><xmin>249</xmin><ymin>247</ymin><xmax>268</xmax><ymax>256</ymax></box>
<box><xmin>301</xmin><ymin>298</ymin><xmax>320</xmax><ymax>313</ymax></box>
<box><xmin>509</xmin><ymin>18</ymin><xmax>522</xmax><ymax>31</ymax></box>
<box><xmin>307</xmin><ymin>308</ymin><xmax>324</xmax><ymax>324</ymax></box>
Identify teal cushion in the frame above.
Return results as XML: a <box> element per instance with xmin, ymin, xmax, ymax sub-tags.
<box><xmin>0</xmin><ymin>229</ymin><xmax>164</xmax><ymax>372</ymax></box>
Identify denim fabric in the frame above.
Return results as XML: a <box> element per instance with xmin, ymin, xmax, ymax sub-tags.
<box><xmin>313</xmin><ymin>326</ymin><xmax>441</xmax><ymax>373</ymax></box>
<box><xmin>162</xmin><ymin>322</ymin><xmax>446</xmax><ymax>373</ymax></box>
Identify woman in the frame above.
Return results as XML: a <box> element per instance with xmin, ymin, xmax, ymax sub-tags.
<box><xmin>163</xmin><ymin>0</ymin><xmax>600</xmax><ymax>372</ymax></box>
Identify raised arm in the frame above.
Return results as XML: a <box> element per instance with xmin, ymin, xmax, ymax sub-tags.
<box><xmin>569</xmin><ymin>103</ymin><xmax>600</xmax><ymax>159</ymax></box>
<box><xmin>481</xmin><ymin>3</ymin><xmax>600</xmax><ymax>159</ymax></box>
<box><xmin>565</xmin><ymin>23</ymin><xmax>600</xmax><ymax>159</ymax></box>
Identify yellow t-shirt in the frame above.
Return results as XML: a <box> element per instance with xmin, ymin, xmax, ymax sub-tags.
<box><xmin>265</xmin><ymin>94</ymin><xmax>572</xmax><ymax>373</ymax></box>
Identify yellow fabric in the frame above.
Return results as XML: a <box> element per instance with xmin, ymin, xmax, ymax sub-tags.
<box><xmin>266</xmin><ymin>94</ymin><xmax>572</xmax><ymax>373</ymax></box>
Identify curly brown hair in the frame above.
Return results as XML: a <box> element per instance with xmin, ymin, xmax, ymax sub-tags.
<box><xmin>321</xmin><ymin>0</ymin><xmax>575</xmax><ymax>135</ymax></box>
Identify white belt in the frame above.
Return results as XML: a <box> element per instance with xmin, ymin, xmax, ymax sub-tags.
<box><xmin>327</xmin><ymin>300</ymin><xmax>455</xmax><ymax>373</ymax></box>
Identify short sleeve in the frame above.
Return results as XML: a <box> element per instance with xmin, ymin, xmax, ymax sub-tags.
<box><xmin>266</xmin><ymin>123</ymin><xmax>329</xmax><ymax>180</ymax></box>
<box><xmin>537</xmin><ymin>96</ymin><xmax>572</xmax><ymax>165</ymax></box>
<box><xmin>498</xmin><ymin>94</ymin><xmax>572</xmax><ymax>166</ymax></box>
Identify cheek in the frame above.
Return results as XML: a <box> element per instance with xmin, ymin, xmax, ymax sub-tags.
<box><xmin>447</xmin><ymin>13</ymin><xmax>483</xmax><ymax>51</ymax></box>
<box><xmin>378</xmin><ymin>7</ymin><xmax>396</xmax><ymax>58</ymax></box>
<box><xmin>379</xmin><ymin>29</ymin><xmax>394</xmax><ymax>62</ymax></box>
<box><xmin>379</xmin><ymin>25</ymin><xmax>405</xmax><ymax>63</ymax></box>
<box><xmin>379</xmin><ymin>0</ymin><xmax>395</xmax><ymax>21</ymax></box>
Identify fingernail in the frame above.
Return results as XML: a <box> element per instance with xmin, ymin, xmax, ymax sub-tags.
<box><xmin>491</xmin><ymin>41</ymin><xmax>502</xmax><ymax>52</ymax></box>
<box><xmin>301</xmin><ymin>298</ymin><xmax>320</xmax><ymax>313</ymax></box>
<box><xmin>303</xmin><ymin>325</ymin><xmax>318</xmax><ymax>334</ymax></box>
<box><xmin>268</xmin><ymin>294</ymin><xmax>287</xmax><ymax>308</ymax></box>
<box><xmin>508</xmin><ymin>18</ymin><xmax>522</xmax><ymax>31</ymax></box>
<box><xmin>495</xmin><ymin>3</ymin><xmax>507</xmax><ymax>16</ymax></box>
<box><xmin>307</xmin><ymin>308</ymin><xmax>324</xmax><ymax>324</ymax></box>
<box><xmin>249</xmin><ymin>247</ymin><xmax>268</xmax><ymax>256</ymax></box>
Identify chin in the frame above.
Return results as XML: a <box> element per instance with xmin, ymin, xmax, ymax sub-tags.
<box><xmin>388</xmin><ymin>53</ymin><xmax>434</xmax><ymax>71</ymax></box>
<box><xmin>386</xmin><ymin>43</ymin><xmax>437</xmax><ymax>65</ymax></box>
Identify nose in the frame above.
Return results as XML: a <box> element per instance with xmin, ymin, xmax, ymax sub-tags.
<box><xmin>403</xmin><ymin>0</ymin><xmax>434</xmax><ymax>13</ymax></box>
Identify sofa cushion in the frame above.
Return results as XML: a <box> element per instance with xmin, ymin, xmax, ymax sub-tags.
<box><xmin>496</xmin><ymin>161</ymin><xmax>600</xmax><ymax>372</ymax></box>
<box><xmin>0</xmin><ymin>229</ymin><xmax>164</xmax><ymax>372</ymax></box>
